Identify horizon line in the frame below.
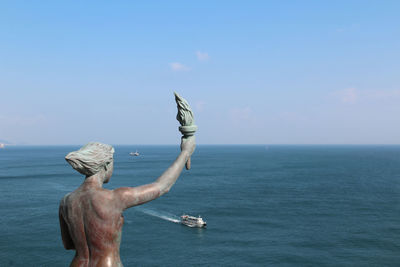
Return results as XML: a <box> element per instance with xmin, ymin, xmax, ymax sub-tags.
<box><xmin>2</xmin><ymin>143</ymin><xmax>400</xmax><ymax>146</ymax></box>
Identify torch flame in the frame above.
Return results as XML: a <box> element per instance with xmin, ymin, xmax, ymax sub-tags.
<box><xmin>174</xmin><ymin>92</ymin><xmax>194</xmax><ymax>126</ymax></box>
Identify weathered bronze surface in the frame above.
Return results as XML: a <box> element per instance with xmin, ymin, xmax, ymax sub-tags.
<box><xmin>59</xmin><ymin>94</ymin><xmax>196</xmax><ymax>267</ymax></box>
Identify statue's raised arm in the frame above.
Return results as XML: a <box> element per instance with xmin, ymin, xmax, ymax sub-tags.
<box><xmin>115</xmin><ymin>92</ymin><xmax>197</xmax><ymax>209</ymax></box>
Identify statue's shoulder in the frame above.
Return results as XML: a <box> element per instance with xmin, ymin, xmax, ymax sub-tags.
<box><xmin>60</xmin><ymin>192</ymin><xmax>72</xmax><ymax>205</ymax></box>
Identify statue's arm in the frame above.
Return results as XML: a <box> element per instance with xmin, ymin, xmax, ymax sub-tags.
<box><xmin>59</xmin><ymin>205</ymin><xmax>75</xmax><ymax>250</ymax></box>
<box><xmin>114</xmin><ymin>136</ymin><xmax>195</xmax><ymax>210</ymax></box>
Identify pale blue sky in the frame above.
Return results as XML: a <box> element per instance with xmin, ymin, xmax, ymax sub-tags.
<box><xmin>1</xmin><ymin>1</ymin><xmax>399</xmax><ymax>145</ymax></box>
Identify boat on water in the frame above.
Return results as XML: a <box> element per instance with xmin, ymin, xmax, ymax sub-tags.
<box><xmin>180</xmin><ymin>215</ymin><xmax>207</xmax><ymax>228</ymax></box>
<box><xmin>130</xmin><ymin>150</ymin><xmax>140</xmax><ymax>156</ymax></box>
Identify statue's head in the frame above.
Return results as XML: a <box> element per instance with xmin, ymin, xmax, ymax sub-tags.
<box><xmin>65</xmin><ymin>142</ymin><xmax>115</xmax><ymax>183</ymax></box>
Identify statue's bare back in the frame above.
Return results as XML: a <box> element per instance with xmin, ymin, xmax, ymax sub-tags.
<box><xmin>60</xmin><ymin>186</ymin><xmax>125</xmax><ymax>266</ymax></box>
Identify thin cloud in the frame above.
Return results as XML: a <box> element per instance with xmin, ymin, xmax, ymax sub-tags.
<box><xmin>366</xmin><ymin>89</ymin><xmax>400</xmax><ymax>99</ymax></box>
<box><xmin>333</xmin><ymin>88</ymin><xmax>400</xmax><ymax>104</ymax></box>
<box><xmin>196</xmin><ymin>51</ymin><xmax>209</xmax><ymax>62</ymax></box>
<box><xmin>170</xmin><ymin>62</ymin><xmax>190</xmax><ymax>72</ymax></box>
<box><xmin>335</xmin><ymin>24</ymin><xmax>360</xmax><ymax>33</ymax></box>
<box><xmin>229</xmin><ymin>107</ymin><xmax>255</xmax><ymax>124</ymax></box>
<box><xmin>0</xmin><ymin>114</ymin><xmax>46</xmax><ymax>126</ymax></box>
<box><xmin>334</xmin><ymin>88</ymin><xmax>359</xmax><ymax>104</ymax></box>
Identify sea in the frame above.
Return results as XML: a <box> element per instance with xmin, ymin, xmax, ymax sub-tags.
<box><xmin>0</xmin><ymin>145</ymin><xmax>399</xmax><ymax>266</ymax></box>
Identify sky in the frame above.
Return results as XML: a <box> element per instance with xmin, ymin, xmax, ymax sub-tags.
<box><xmin>1</xmin><ymin>1</ymin><xmax>400</xmax><ymax>145</ymax></box>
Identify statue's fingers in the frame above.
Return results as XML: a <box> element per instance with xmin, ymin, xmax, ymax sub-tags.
<box><xmin>186</xmin><ymin>157</ymin><xmax>191</xmax><ymax>170</ymax></box>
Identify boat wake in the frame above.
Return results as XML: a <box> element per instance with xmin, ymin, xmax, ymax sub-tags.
<box><xmin>136</xmin><ymin>208</ymin><xmax>180</xmax><ymax>224</ymax></box>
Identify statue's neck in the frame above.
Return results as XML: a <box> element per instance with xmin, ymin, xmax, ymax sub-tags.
<box><xmin>84</xmin><ymin>174</ymin><xmax>104</xmax><ymax>188</ymax></box>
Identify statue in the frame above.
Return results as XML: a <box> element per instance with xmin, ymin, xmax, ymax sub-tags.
<box><xmin>59</xmin><ymin>93</ymin><xmax>197</xmax><ymax>266</ymax></box>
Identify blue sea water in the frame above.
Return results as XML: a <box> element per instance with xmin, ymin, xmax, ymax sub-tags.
<box><xmin>0</xmin><ymin>145</ymin><xmax>400</xmax><ymax>266</ymax></box>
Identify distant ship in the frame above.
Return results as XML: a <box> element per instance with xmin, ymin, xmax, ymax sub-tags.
<box><xmin>0</xmin><ymin>143</ymin><xmax>4</xmax><ymax>149</ymax></box>
<box><xmin>180</xmin><ymin>215</ymin><xmax>207</xmax><ymax>228</ymax></box>
<box><xmin>130</xmin><ymin>150</ymin><xmax>140</xmax><ymax>156</ymax></box>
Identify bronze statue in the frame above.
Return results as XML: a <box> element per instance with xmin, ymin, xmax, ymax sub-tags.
<box><xmin>59</xmin><ymin>94</ymin><xmax>196</xmax><ymax>266</ymax></box>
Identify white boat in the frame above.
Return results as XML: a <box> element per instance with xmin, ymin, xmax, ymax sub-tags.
<box><xmin>130</xmin><ymin>150</ymin><xmax>139</xmax><ymax>156</ymax></box>
<box><xmin>180</xmin><ymin>215</ymin><xmax>207</xmax><ymax>228</ymax></box>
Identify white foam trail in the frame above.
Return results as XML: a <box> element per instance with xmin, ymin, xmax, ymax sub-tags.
<box><xmin>137</xmin><ymin>208</ymin><xmax>180</xmax><ymax>223</ymax></box>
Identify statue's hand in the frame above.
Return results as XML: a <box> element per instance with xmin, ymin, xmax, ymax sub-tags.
<box><xmin>181</xmin><ymin>136</ymin><xmax>196</xmax><ymax>156</ymax></box>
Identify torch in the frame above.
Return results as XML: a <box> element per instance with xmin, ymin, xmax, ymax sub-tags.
<box><xmin>174</xmin><ymin>92</ymin><xmax>197</xmax><ymax>170</ymax></box>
